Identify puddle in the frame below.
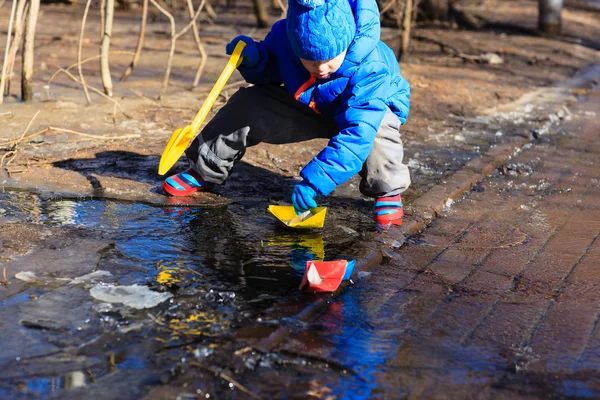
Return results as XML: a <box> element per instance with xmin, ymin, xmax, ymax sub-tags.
<box><xmin>0</xmin><ymin>290</ymin><xmax>44</xmax><ymax>312</ymax></box>
<box><xmin>0</xmin><ymin>190</ymin><xmax>369</xmax><ymax>398</ymax></box>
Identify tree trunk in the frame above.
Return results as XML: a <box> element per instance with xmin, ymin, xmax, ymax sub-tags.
<box><xmin>399</xmin><ymin>0</ymin><xmax>413</xmax><ymax>59</ymax></box>
<box><xmin>100</xmin><ymin>0</ymin><xmax>115</xmax><ymax>96</ymax></box>
<box><xmin>538</xmin><ymin>0</ymin><xmax>563</xmax><ymax>34</ymax></box>
<box><xmin>22</xmin><ymin>0</ymin><xmax>40</xmax><ymax>102</ymax></box>
<box><xmin>253</xmin><ymin>0</ymin><xmax>269</xmax><ymax>28</ymax></box>
<box><xmin>78</xmin><ymin>0</ymin><xmax>93</xmax><ymax>103</ymax></box>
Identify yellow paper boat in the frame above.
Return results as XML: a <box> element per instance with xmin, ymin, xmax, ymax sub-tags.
<box><xmin>158</xmin><ymin>41</ymin><xmax>246</xmax><ymax>176</ymax></box>
<box><xmin>267</xmin><ymin>205</ymin><xmax>327</xmax><ymax>229</ymax></box>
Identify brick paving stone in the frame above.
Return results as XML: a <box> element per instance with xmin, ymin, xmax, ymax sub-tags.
<box><xmin>577</xmin><ymin>321</ymin><xmax>600</xmax><ymax>371</ymax></box>
<box><xmin>402</xmin><ymin>102</ymin><xmax>599</xmax><ymax>398</ymax></box>
<box><xmin>526</xmin><ymin>298</ymin><xmax>600</xmax><ymax>372</ymax></box>
<box><xmin>569</xmin><ymin>240</ymin><xmax>600</xmax><ymax>284</ymax></box>
<box><xmin>269</xmin><ymin>91</ymin><xmax>600</xmax><ymax>399</ymax></box>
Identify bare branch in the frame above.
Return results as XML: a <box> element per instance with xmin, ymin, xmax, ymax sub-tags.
<box><xmin>0</xmin><ymin>0</ymin><xmax>18</xmax><ymax>104</ymax></box>
<box><xmin>150</xmin><ymin>0</ymin><xmax>207</xmax><ymax>99</ymax></box>
<box><xmin>400</xmin><ymin>0</ymin><xmax>413</xmax><ymax>60</ymax></box>
<box><xmin>100</xmin><ymin>0</ymin><xmax>115</xmax><ymax>96</ymax></box>
<box><xmin>47</xmin><ymin>51</ymin><xmax>135</xmax><ymax>93</ymax></box>
<box><xmin>189</xmin><ymin>362</ymin><xmax>262</xmax><ymax>400</ymax></box>
<box><xmin>54</xmin><ymin>67</ymin><xmax>132</xmax><ymax>118</ymax></box>
<box><xmin>21</xmin><ymin>0</ymin><xmax>40</xmax><ymax>101</ymax></box>
<box><xmin>121</xmin><ymin>0</ymin><xmax>149</xmax><ymax>82</ymax></box>
<box><xmin>148</xmin><ymin>0</ymin><xmax>176</xmax><ymax>100</ymax></box>
<box><xmin>78</xmin><ymin>0</ymin><xmax>93</xmax><ymax>104</ymax></box>
<box><xmin>275</xmin><ymin>0</ymin><xmax>287</xmax><ymax>17</ymax></box>
<box><xmin>186</xmin><ymin>0</ymin><xmax>208</xmax><ymax>88</ymax></box>
<box><xmin>4</xmin><ymin>0</ymin><xmax>28</xmax><ymax>97</ymax></box>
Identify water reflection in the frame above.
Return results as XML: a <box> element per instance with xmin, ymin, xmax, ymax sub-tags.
<box><xmin>0</xmin><ymin>191</ymin><xmax>364</xmax><ymax>398</ymax></box>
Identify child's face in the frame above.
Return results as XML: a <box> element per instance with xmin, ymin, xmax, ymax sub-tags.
<box><xmin>300</xmin><ymin>50</ymin><xmax>347</xmax><ymax>79</ymax></box>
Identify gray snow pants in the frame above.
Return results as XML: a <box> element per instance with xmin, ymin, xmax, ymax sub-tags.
<box><xmin>185</xmin><ymin>85</ymin><xmax>411</xmax><ymax>198</ymax></box>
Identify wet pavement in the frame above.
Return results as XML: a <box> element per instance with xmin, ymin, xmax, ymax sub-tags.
<box><xmin>0</xmin><ymin>188</ymin><xmax>378</xmax><ymax>398</ymax></box>
<box><xmin>239</xmin><ymin>87</ymin><xmax>599</xmax><ymax>398</ymax></box>
<box><xmin>0</xmin><ymin>87</ymin><xmax>598</xmax><ymax>400</ymax></box>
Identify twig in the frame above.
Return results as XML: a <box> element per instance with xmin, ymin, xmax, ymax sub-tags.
<box><xmin>413</xmin><ymin>34</ymin><xmax>464</xmax><ymax>57</ymax></box>
<box><xmin>0</xmin><ymin>126</ymin><xmax>141</xmax><ymax>148</ymax></box>
<box><xmin>147</xmin><ymin>312</ymin><xmax>166</xmax><ymax>326</ymax></box>
<box><xmin>379</xmin><ymin>0</ymin><xmax>396</xmax><ymax>15</ymax></box>
<box><xmin>46</xmin><ymin>51</ymin><xmax>135</xmax><ymax>92</ymax></box>
<box><xmin>54</xmin><ymin>67</ymin><xmax>132</xmax><ymax>118</ymax></box>
<box><xmin>129</xmin><ymin>88</ymin><xmax>158</xmax><ymax>104</ymax></box>
<box><xmin>274</xmin><ymin>0</ymin><xmax>287</xmax><ymax>18</ymax></box>
<box><xmin>0</xmin><ymin>151</ymin><xmax>16</xmax><ymax>171</ymax></box>
<box><xmin>413</xmin><ymin>35</ymin><xmax>487</xmax><ymax>63</ymax></box>
<box><xmin>149</xmin><ymin>0</ymin><xmax>175</xmax><ymax>100</ymax></box>
<box><xmin>47</xmin><ymin>127</ymin><xmax>141</xmax><ymax>141</ymax></box>
<box><xmin>78</xmin><ymin>0</ymin><xmax>93</xmax><ymax>104</ymax></box>
<box><xmin>1</xmin><ymin>109</ymin><xmax>40</xmax><ymax>167</ymax></box>
<box><xmin>0</xmin><ymin>0</ymin><xmax>18</xmax><ymax>104</ymax></box>
<box><xmin>234</xmin><ymin>346</ymin><xmax>252</xmax><ymax>356</ymax></box>
<box><xmin>19</xmin><ymin>110</ymin><xmax>40</xmax><ymax>142</ymax></box>
<box><xmin>0</xmin><ymin>267</ymin><xmax>8</xmax><ymax>285</ymax></box>
<box><xmin>204</xmin><ymin>0</ymin><xmax>217</xmax><ymax>19</ymax></box>
<box><xmin>187</xmin><ymin>0</ymin><xmax>207</xmax><ymax>88</ymax></box>
<box><xmin>0</xmin><ymin>127</ymin><xmax>49</xmax><ymax>147</ymax></box>
<box><xmin>189</xmin><ymin>362</ymin><xmax>262</xmax><ymax>400</ymax></box>
<box><xmin>120</xmin><ymin>0</ymin><xmax>148</xmax><ymax>82</ymax></box>
<box><xmin>182</xmin><ymin>267</ymin><xmax>205</xmax><ymax>277</ymax></box>
<box><xmin>149</xmin><ymin>0</ymin><xmax>206</xmax><ymax>99</ymax></box>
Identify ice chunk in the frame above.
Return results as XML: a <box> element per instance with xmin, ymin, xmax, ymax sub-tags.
<box><xmin>70</xmin><ymin>270</ymin><xmax>114</xmax><ymax>285</ymax></box>
<box><xmin>90</xmin><ymin>284</ymin><xmax>173</xmax><ymax>309</ymax></box>
<box><xmin>15</xmin><ymin>271</ymin><xmax>38</xmax><ymax>282</ymax></box>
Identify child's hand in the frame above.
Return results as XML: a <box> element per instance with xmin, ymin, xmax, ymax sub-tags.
<box><xmin>292</xmin><ymin>181</ymin><xmax>318</xmax><ymax>214</ymax></box>
<box><xmin>226</xmin><ymin>36</ymin><xmax>260</xmax><ymax>68</ymax></box>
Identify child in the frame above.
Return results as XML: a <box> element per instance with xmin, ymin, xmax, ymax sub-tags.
<box><xmin>163</xmin><ymin>0</ymin><xmax>411</xmax><ymax>227</ymax></box>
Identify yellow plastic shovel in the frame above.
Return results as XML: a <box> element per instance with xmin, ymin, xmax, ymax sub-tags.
<box><xmin>158</xmin><ymin>41</ymin><xmax>246</xmax><ymax>176</ymax></box>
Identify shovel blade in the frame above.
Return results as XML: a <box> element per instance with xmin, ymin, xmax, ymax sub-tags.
<box><xmin>158</xmin><ymin>126</ymin><xmax>195</xmax><ymax>175</ymax></box>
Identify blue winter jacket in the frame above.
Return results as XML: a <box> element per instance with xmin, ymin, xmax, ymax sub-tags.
<box><xmin>237</xmin><ymin>0</ymin><xmax>411</xmax><ymax>196</ymax></box>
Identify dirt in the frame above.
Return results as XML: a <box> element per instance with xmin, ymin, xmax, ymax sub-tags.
<box><xmin>0</xmin><ymin>0</ymin><xmax>598</xmax><ymax>210</ymax></box>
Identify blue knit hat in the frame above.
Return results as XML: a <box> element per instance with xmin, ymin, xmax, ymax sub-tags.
<box><xmin>286</xmin><ymin>0</ymin><xmax>356</xmax><ymax>61</ymax></box>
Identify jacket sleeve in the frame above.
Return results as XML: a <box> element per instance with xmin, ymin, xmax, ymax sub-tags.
<box><xmin>236</xmin><ymin>21</ymin><xmax>284</xmax><ymax>86</ymax></box>
<box><xmin>300</xmin><ymin>61</ymin><xmax>390</xmax><ymax>196</ymax></box>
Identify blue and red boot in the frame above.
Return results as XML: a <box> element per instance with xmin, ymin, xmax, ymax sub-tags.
<box><xmin>374</xmin><ymin>194</ymin><xmax>403</xmax><ymax>226</ymax></box>
<box><xmin>163</xmin><ymin>168</ymin><xmax>214</xmax><ymax>196</ymax></box>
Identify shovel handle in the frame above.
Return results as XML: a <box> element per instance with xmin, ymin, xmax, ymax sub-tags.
<box><xmin>189</xmin><ymin>41</ymin><xmax>246</xmax><ymax>135</ymax></box>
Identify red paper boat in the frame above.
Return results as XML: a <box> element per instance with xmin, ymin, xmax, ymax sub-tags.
<box><xmin>300</xmin><ymin>260</ymin><xmax>354</xmax><ymax>293</ymax></box>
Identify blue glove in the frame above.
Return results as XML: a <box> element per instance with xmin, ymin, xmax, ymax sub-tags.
<box><xmin>292</xmin><ymin>181</ymin><xmax>318</xmax><ymax>215</ymax></box>
<box><xmin>225</xmin><ymin>35</ymin><xmax>260</xmax><ymax>68</ymax></box>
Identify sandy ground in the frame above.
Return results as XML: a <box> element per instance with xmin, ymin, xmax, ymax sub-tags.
<box><xmin>0</xmin><ymin>0</ymin><xmax>598</xmax><ymax>209</ymax></box>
